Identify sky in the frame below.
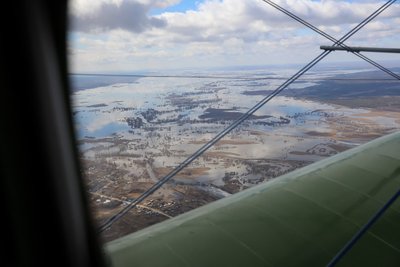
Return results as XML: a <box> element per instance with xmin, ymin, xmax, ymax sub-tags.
<box><xmin>68</xmin><ymin>0</ymin><xmax>400</xmax><ymax>73</ymax></box>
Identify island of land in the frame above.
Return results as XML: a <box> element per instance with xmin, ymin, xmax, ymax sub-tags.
<box><xmin>71</xmin><ymin>68</ymin><xmax>400</xmax><ymax>242</ymax></box>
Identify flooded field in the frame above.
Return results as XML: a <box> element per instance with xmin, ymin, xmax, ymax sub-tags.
<box><xmin>70</xmin><ymin>68</ymin><xmax>400</xmax><ymax>241</ymax></box>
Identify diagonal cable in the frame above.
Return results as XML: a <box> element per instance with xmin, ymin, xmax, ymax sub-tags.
<box><xmin>98</xmin><ymin>50</ymin><xmax>331</xmax><ymax>233</ymax></box>
<box><xmin>327</xmin><ymin>187</ymin><xmax>400</xmax><ymax>266</ymax></box>
<box><xmin>97</xmin><ymin>0</ymin><xmax>395</xmax><ymax>233</ymax></box>
<box><xmin>262</xmin><ymin>0</ymin><xmax>400</xmax><ymax>80</ymax></box>
<box><xmin>262</xmin><ymin>0</ymin><xmax>394</xmax><ymax>46</ymax></box>
<box><xmin>353</xmin><ymin>51</ymin><xmax>400</xmax><ymax>80</ymax></box>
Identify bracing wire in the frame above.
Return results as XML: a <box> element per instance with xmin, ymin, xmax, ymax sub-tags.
<box><xmin>327</xmin><ymin>188</ymin><xmax>400</xmax><ymax>267</ymax></box>
<box><xmin>97</xmin><ymin>0</ymin><xmax>397</xmax><ymax>233</ymax></box>
<box><xmin>263</xmin><ymin>1</ymin><xmax>400</xmax><ymax>265</ymax></box>
<box><xmin>262</xmin><ymin>0</ymin><xmax>400</xmax><ymax>80</ymax></box>
<box><xmin>98</xmin><ymin>50</ymin><xmax>331</xmax><ymax>233</ymax></box>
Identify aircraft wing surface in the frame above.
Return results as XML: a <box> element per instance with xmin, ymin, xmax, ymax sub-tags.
<box><xmin>107</xmin><ymin>132</ymin><xmax>400</xmax><ymax>267</ymax></box>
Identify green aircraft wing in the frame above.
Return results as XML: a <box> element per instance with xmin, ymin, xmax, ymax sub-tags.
<box><xmin>106</xmin><ymin>131</ymin><xmax>400</xmax><ymax>267</ymax></box>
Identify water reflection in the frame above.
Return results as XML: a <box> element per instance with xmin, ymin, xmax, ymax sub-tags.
<box><xmin>70</xmin><ymin>69</ymin><xmax>400</xmax><ymax>241</ymax></box>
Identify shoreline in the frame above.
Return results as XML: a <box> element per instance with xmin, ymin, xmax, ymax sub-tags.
<box><xmin>80</xmin><ymin>101</ymin><xmax>400</xmax><ymax>242</ymax></box>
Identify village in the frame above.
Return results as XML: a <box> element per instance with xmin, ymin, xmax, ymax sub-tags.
<box><xmin>72</xmin><ymin>71</ymin><xmax>400</xmax><ymax>242</ymax></box>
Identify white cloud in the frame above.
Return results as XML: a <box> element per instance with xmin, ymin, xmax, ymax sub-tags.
<box><xmin>68</xmin><ymin>0</ymin><xmax>400</xmax><ymax>72</ymax></box>
<box><xmin>70</xmin><ymin>0</ymin><xmax>181</xmax><ymax>16</ymax></box>
<box><xmin>70</xmin><ymin>0</ymin><xmax>167</xmax><ymax>33</ymax></box>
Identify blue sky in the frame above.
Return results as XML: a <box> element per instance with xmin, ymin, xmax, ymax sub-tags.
<box><xmin>150</xmin><ymin>0</ymin><xmax>201</xmax><ymax>15</ymax></box>
<box><xmin>68</xmin><ymin>0</ymin><xmax>400</xmax><ymax>73</ymax></box>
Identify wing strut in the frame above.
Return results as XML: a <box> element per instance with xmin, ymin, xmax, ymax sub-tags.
<box><xmin>321</xmin><ymin>46</ymin><xmax>400</xmax><ymax>54</ymax></box>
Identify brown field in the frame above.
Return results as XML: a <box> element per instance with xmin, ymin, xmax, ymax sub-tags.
<box><xmin>79</xmin><ymin>95</ymin><xmax>400</xmax><ymax>243</ymax></box>
<box><xmin>153</xmin><ymin>166</ymin><xmax>211</xmax><ymax>180</ymax></box>
<box><xmin>305</xmin><ymin>131</ymin><xmax>334</xmax><ymax>137</ymax></box>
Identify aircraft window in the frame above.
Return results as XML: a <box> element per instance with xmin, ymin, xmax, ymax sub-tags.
<box><xmin>68</xmin><ymin>0</ymin><xmax>400</xmax><ymax>243</ymax></box>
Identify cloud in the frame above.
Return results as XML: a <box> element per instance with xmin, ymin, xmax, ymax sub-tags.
<box><xmin>70</xmin><ymin>0</ymin><xmax>167</xmax><ymax>33</ymax></box>
<box><xmin>155</xmin><ymin>0</ymin><xmax>400</xmax><ymax>44</ymax></box>
<box><xmin>68</xmin><ymin>0</ymin><xmax>400</xmax><ymax>72</ymax></box>
<box><xmin>146</xmin><ymin>0</ymin><xmax>182</xmax><ymax>8</ymax></box>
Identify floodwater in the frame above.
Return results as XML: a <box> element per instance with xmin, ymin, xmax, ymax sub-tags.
<box><xmin>71</xmin><ymin>71</ymin><xmax>347</xmax><ymax>140</ymax></box>
<box><xmin>70</xmin><ymin>69</ymin><xmax>400</xmax><ymax>188</ymax></box>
